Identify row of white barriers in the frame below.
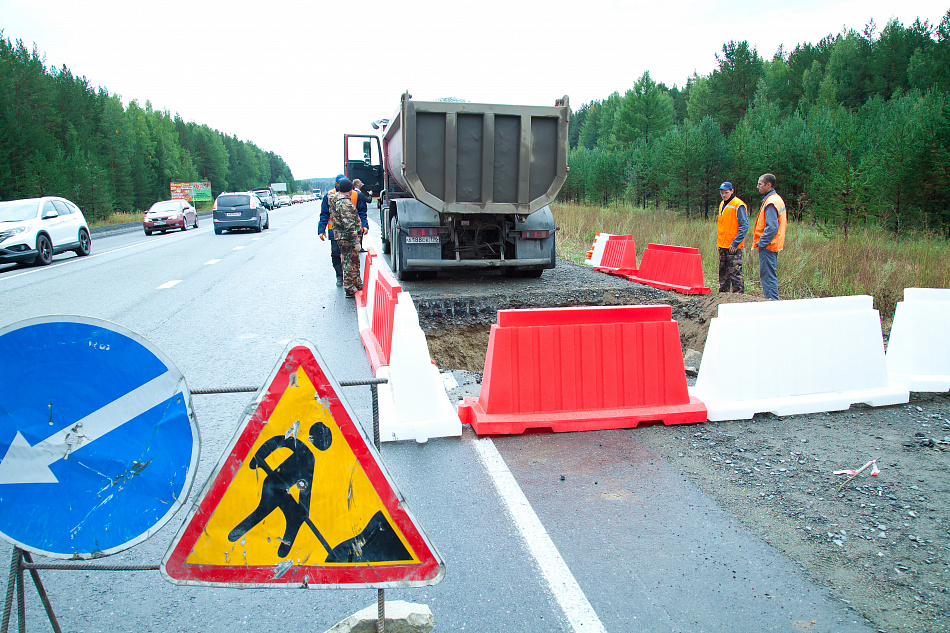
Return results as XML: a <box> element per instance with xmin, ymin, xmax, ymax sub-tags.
<box><xmin>691</xmin><ymin>289</ymin><xmax>950</xmax><ymax>420</ymax></box>
<box><xmin>356</xmin><ymin>250</ymin><xmax>462</xmax><ymax>443</ymax></box>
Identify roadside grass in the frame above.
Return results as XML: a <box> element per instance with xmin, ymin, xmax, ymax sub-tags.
<box><xmin>89</xmin><ymin>211</ymin><xmax>141</xmax><ymax>228</ymax></box>
<box><xmin>87</xmin><ymin>201</ymin><xmax>212</xmax><ymax>229</ymax></box>
<box><xmin>553</xmin><ymin>201</ymin><xmax>950</xmax><ymax>323</ymax></box>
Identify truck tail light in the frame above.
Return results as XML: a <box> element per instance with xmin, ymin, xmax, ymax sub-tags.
<box><xmin>406</xmin><ymin>227</ymin><xmax>438</xmax><ymax>237</ymax></box>
<box><xmin>520</xmin><ymin>230</ymin><xmax>550</xmax><ymax>239</ymax></box>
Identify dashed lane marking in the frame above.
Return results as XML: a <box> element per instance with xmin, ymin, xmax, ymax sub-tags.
<box><xmin>157</xmin><ymin>280</ymin><xmax>182</xmax><ymax>289</ymax></box>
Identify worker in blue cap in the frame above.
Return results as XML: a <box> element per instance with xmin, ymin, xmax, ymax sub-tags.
<box><xmin>716</xmin><ymin>181</ymin><xmax>748</xmax><ymax>293</ymax></box>
<box><xmin>319</xmin><ymin>174</ymin><xmax>369</xmax><ymax>287</ymax></box>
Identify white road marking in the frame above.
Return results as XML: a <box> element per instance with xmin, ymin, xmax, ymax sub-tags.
<box><xmin>204</xmin><ymin>259</ymin><xmax>221</xmax><ymax>265</ymax></box>
<box><xmin>473</xmin><ymin>438</ymin><xmax>607</xmax><ymax>633</ymax></box>
<box><xmin>252</xmin><ymin>237</ymin><xmax>261</xmax><ymax>241</ymax></box>
<box><xmin>0</xmin><ymin>371</ymin><xmax>182</xmax><ymax>484</ymax></box>
<box><xmin>157</xmin><ymin>280</ymin><xmax>182</xmax><ymax>289</ymax></box>
<box><xmin>233</xmin><ymin>246</ymin><xmax>245</xmax><ymax>250</ymax></box>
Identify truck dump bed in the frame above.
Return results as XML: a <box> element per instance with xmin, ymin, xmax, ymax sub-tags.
<box><xmin>383</xmin><ymin>93</ymin><xmax>569</xmax><ymax>215</ymax></box>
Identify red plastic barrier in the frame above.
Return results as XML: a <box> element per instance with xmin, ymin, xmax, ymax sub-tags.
<box><xmin>457</xmin><ymin>305</ymin><xmax>707</xmax><ymax>434</ymax></box>
<box><xmin>626</xmin><ymin>243</ymin><xmax>710</xmax><ymax>295</ymax></box>
<box><xmin>592</xmin><ymin>235</ymin><xmax>638</xmax><ymax>276</ymax></box>
<box><xmin>355</xmin><ymin>249</ymin><xmax>376</xmax><ymax>309</ymax></box>
<box><xmin>359</xmin><ymin>269</ymin><xmax>402</xmax><ymax>372</ymax></box>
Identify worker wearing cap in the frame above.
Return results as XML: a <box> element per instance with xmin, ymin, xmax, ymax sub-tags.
<box><xmin>716</xmin><ymin>181</ymin><xmax>748</xmax><ymax>293</ymax></box>
<box><xmin>326</xmin><ymin>178</ymin><xmax>363</xmax><ymax>298</ymax></box>
<box><xmin>753</xmin><ymin>173</ymin><xmax>787</xmax><ymax>300</ymax></box>
<box><xmin>319</xmin><ymin>174</ymin><xmax>368</xmax><ymax>287</ymax></box>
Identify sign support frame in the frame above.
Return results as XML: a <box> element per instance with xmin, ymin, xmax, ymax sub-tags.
<box><xmin>0</xmin><ymin>379</ymin><xmax>394</xmax><ymax>633</ymax></box>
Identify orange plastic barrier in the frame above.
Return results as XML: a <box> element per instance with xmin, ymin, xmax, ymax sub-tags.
<box><xmin>360</xmin><ymin>269</ymin><xmax>402</xmax><ymax>373</ymax></box>
<box><xmin>457</xmin><ymin>305</ymin><xmax>707</xmax><ymax>434</ymax></box>
<box><xmin>592</xmin><ymin>235</ymin><xmax>638</xmax><ymax>276</ymax></box>
<box><xmin>626</xmin><ymin>244</ymin><xmax>710</xmax><ymax>295</ymax></box>
<box><xmin>355</xmin><ymin>249</ymin><xmax>376</xmax><ymax>309</ymax></box>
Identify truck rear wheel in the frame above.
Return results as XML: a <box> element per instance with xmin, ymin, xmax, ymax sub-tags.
<box><xmin>391</xmin><ymin>216</ymin><xmax>413</xmax><ymax>281</ymax></box>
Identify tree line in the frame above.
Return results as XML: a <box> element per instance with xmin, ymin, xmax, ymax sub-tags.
<box><xmin>0</xmin><ymin>33</ymin><xmax>295</xmax><ymax>222</ymax></box>
<box><xmin>561</xmin><ymin>13</ymin><xmax>950</xmax><ymax>237</ymax></box>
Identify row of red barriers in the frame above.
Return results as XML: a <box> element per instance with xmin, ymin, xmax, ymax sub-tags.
<box><xmin>458</xmin><ymin>305</ymin><xmax>707</xmax><ymax>435</ymax></box>
<box><xmin>356</xmin><ymin>250</ymin><xmax>402</xmax><ymax>373</ymax></box>
<box><xmin>591</xmin><ymin>235</ymin><xmax>710</xmax><ymax>295</ymax></box>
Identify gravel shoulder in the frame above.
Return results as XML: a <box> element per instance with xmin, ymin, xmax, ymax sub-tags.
<box><xmin>413</xmin><ymin>258</ymin><xmax>950</xmax><ymax>633</ymax></box>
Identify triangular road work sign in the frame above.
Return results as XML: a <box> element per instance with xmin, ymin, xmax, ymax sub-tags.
<box><xmin>161</xmin><ymin>341</ymin><xmax>444</xmax><ymax>588</ymax></box>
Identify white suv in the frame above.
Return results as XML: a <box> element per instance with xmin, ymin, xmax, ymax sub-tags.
<box><xmin>0</xmin><ymin>197</ymin><xmax>92</xmax><ymax>266</ymax></box>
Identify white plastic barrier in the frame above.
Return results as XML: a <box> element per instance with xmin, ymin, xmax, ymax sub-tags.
<box><xmin>690</xmin><ymin>296</ymin><xmax>909</xmax><ymax>421</ymax></box>
<box><xmin>584</xmin><ymin>232</ymin><xmax>613</xmax><ymax>267</ymax></box>
<box><xmin>885</xmin><ymin>288</ymin><xmax>950</xmax><ymax>392</ymax></box>
<box><xmin>375</xmin><ymin>292</ymin><xmax>462</xmax><ymax>443</ymax></box>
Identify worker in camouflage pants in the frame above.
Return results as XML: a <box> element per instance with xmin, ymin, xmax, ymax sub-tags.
<box><xmin>328</xmin><ymin>178</ymin><xmax>364</xmax><ymax>298</ymax></box>
<box><xmin>716</xmin><ymin>181</ymin><xmax>748</xmax><ymax>293</ymax></box>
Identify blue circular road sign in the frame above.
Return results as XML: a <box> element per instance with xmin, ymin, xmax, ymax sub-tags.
<box><xmin>0</xmin><ymin>316</ymin><xmax>200</xmax><ymax>559</ymax></box>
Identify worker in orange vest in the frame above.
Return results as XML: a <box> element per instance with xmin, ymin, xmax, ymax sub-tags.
<box><xmin>752</xmin><ymin>173</ymin><xmax>787</xmax><ymax>300</ymax></box>
<box><xmin>716</xmin><ymin>181</ymin><xmax>748</xmax><ymax>293</ymax></box>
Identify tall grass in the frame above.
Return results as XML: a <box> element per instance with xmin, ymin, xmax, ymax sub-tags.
<box><xmin>87</xmin><ymin>201</ymin><xmax>213</xmax><ymax>229</ymax></box>
<box><xmin>553</xmin><ymin>201</ymin><xmax>950</xmax><ymax>323</ymax></box>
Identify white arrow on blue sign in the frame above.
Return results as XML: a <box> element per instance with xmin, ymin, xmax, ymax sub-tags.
<box><xmin>0</xmin><ymin>316</ymin><xmax>200</xmax><ymax>559</ymax></box>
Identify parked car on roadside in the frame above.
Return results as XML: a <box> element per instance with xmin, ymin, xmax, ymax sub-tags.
<box><xmin>212</xmin><ymin>192</ymin><xmax>269</xmax><ymax>234</ymax></box>
<box><xmin>143</xmin><ymin>199</ymin><xmax>197</xmax><ymax>235</ymax></box>
<box><xmin>0</xmin><ymin>196</ymin><xmax>92</xmax><ymax>266</ymax></box>
<box><xmin>250</xmin><ymin>187</ymin><xmax>277</xmax><ymax>210</ymax></box>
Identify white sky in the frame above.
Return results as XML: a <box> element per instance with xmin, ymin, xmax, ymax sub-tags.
<box><xmin>1</xmin><ymin>0</ymin><xmax>946</xmax><ymax>178</ymax></box>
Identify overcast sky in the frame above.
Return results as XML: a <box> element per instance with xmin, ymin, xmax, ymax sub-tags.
<box><xmin>1</xmin><ymin>0</ymin><xmax>946</xmax><ymax>179</ymax></box>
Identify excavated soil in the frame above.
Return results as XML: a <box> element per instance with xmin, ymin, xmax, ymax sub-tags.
<box><xmin>412</xmin><ymin>259</ymin><xmax>949</xmax><ymax>633</ymax></box>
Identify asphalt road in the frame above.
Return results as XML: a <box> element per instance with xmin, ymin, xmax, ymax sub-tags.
<box><xmin>0</xmin><ymin>204</ymin><xmax>877</xmax><ymax>632</ymax></box>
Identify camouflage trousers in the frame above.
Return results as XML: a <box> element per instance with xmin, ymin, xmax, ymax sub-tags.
<box><xmin>337</xmin><ymin>231</ymin><xmax>362</xmax><ymax>294</ymax></box>
<box><xmin>718</xmin><ymin>247</ymin><xmax>744</xmax><ymax>293</ymax></box>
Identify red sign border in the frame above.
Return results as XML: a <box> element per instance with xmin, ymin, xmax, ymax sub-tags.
<box><xmin>161</xmin><ymin>341</ymin><xmax>444</xmax><ymax>588</ymax></box>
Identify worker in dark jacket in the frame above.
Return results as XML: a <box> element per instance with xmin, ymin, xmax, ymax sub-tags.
<box><xmin>319</xmin><ymin>174</ymin><xmax>368</xmax><ymax>286</ymax></box>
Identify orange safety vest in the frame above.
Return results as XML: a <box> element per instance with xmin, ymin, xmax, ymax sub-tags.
<box><xmin>753</xmin><ymin>191</ymin><xmax>787</xmax><ymax>252</ymax></box>
<box><xmin>717</xmin><ymin>196</ymin><xmax>746</xmax><ymax>249</ymax></box>
<box><xmin>327</xmin><ymin>189</ymin><xmax>359</xmax><ymax>230</ymax></box>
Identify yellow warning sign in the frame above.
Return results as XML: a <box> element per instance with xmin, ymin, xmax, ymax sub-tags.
<box><xmin>187</xmin><ymin>368</ymin><xmax>416</xmax><ymax>567</ymax></box>
<box><xmin>161</xmin><ymin>341</ymin><xmax>444</xmax><ymax>588</ymax></box>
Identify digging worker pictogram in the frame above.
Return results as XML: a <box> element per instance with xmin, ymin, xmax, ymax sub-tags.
<box><xmin>228</xmin><ymin>422</ymin><xmax>333</xmax><ymax>558</ymax></box>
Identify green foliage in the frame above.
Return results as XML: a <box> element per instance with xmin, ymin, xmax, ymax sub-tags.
<box><xmin>561</xmin><ymin>12</ymin><xmax>950</xmax><ymax>237</ymax></box>
<box><xmin>0</xmin><ymin>31</ymin><xmax>294</xmax><ymax>215</ymax></box>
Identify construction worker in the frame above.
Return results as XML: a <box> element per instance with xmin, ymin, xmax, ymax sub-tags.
<box><xmin>326</xmin><ymin>178</ymin><xmax>364</xmax><ymax>297</ymax></box>
<box><xmin>752</xmin><ymin>173</ymin><xmax>787</xmax><ymax>300</ymax></box>
<box><xmin>716</xmin><ymin>181</ymin><xmax>748</xmax><ymax>293</ymax></box>
<box><xmin>319</xmin><ymin>175</ymin><xmax>368</xmax><ymax>287</ymax></box>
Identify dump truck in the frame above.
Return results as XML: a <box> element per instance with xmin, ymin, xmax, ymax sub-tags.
<box><xmin>344</xmin><ymin>92</ymin><xmax>569</xmax><ymax>279</ymax></box>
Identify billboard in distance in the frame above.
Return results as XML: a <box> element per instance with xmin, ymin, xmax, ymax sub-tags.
<box><xmin>170</xmin><ymin>181</ymin><xmax>212</xmax><ymax>202</ymax></box>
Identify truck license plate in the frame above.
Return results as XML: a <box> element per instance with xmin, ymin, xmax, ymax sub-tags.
<box><xmin>406</xmin><ymin>236</ymin><xmax>439</xmax><ymax>244</ymax></box>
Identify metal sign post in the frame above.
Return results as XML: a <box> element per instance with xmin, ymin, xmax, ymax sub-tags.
<box><xmin>0</xmin><ymin>377</ymin><xmax>392</xmax><ymax>632</ymax></box>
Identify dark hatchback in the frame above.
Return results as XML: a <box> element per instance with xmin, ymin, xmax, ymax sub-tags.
<box><xmin>212</xmin><ymin>192</ymin><xmax>270</xmax><ymax>234</ymax></box>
